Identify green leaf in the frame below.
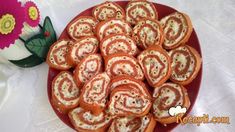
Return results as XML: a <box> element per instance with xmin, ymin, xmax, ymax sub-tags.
<box><xmin>11</xmin><ymin>17</ymin><xmax>57</xmax><ymax>68</ymax></box>
<box><xmin>25</xmin><ymin>34</ymin><xmax>48</xmax><ymax>60</ymax></box>
<box><xmin>25</xmin><ymin>17</ymin><xmax>57</xmax><ymax>61</ymax></box>
<box><xmin>43</xmin><ymin>16</ymin><xmax>57</xmax><ymax>46</ymax></box>
<box><xmin>9</xmin><ymin>55</ymin><xmax>43</xmax><ymax>68</ymax></box>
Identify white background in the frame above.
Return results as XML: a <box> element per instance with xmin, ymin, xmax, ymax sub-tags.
<box><xmin>0</xmin><ymin>0</ymin><xmax>234</xmax><ymax>132</ymax></box>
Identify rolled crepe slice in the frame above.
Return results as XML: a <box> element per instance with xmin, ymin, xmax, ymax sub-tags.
<box><xmin>107</xmin><ymin>85</ymin><xmax>152</xmax><ymax>117</ymax></box>
<box><xmin>69</xmin><ymin>107</ymin><xmax>112</xmax><ymax>132</ymax></box>
<box><xmin>79</xmin><ymin>72</ymin><xmax>111</xmax><ymax>115</ymax></box>
<box><xmin>109</xmin><ymin>75</ymin><xmax>149</xmax><ymax>93</ymax></box>
<box><xmin>137</xmin><ymin>46</ymin><xmax>172</xmax><ymax>87</ymax></box>
<box><xmin>108</xmin><ymin>113</ymin><xmax>156</xmax><ymax>132</ymax></box>
<box><xmin>67</xmin><ymin>16</ymin><xmax>98</xmax><ymax>40</ymax></box>
<box><xmin>92</xmin><ymin>1</ymin><xmax>125</xmax><ymax>21</ymax></box>
<box><xmin>51</xmin><ymin>71</ymin><xmax>80</xmax><ymax>114</ymax></box>
<box><xmin>74</xmin><ymin>54</ymin><xmax>103</xmax><ymax>87</ymax></box>
<box><xmin>105</xmin><ymin>53</ymin><xmax>144</xmax><ymax>80</ymax></box>
<box><xmin>160</xmin><ymin>12</ymin><xmax>193</xmax><ymax>49</ymax></box>
<box><xmin>100</xmin><ymin>34</ymin><xmax>138</xmax><ymax>57</ymax></box>
<box><xmin>46</xmin><ymin>39</ymin><xmax>72</xmax><ymax>70</ymax></box>
<box><xmin>67</xmin><ymin>36</ymin><xmax>99</xmax><ymax>66</ymax></box>
<box><xmin>126</xmin><ymin>0</ymin><xmax>158</xmax><ymax>25</ymax></box>
<box><xmin>152</xmin><ymin>82</ymin><xmax>190</xmax><ymax>124</ymax></box>
<box><xmin>133</xmin><ymin>18</ymin><xmax>164</xmax><ymax>49</ymax></box>
<box><xmin>96</xmin><ymin>18</ymin><xmax>132</xmax><ymax>41</ymax></box>
<box><xmin>168</xmin><ymin>45</ymin><xmax>202</xmax><ymax>85</ymax></box>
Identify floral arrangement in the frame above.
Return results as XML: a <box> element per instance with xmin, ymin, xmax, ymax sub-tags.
<box><xmin>0</xmin><ymin>0</ymin><xmax>57</xmax><ymax>67</ymax></box>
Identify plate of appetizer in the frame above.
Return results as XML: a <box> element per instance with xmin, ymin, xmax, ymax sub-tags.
<box><xmin>47</xmin><ymin>1</ymin><xmax>202</xmax><ymax>131</ymax></box>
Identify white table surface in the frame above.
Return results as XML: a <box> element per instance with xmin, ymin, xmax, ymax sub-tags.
<box><xmin>0</xmin><ymin>0</ymin><xmax>234</xmax><ymax>132</ymax></box>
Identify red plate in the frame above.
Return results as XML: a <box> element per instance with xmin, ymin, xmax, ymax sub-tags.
<box><xmin>47</xmin><ymin>1</ymin><xmax>202</xmax><ymax>131</ymax></box>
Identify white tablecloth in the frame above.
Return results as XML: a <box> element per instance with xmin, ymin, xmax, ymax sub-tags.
<box><xmin>0</xmin><ymin>0</ymin><xmax>234</xmax><ymax>132</ymax></box>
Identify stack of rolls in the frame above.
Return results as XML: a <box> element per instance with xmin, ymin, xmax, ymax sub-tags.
<box><xmin>47</xmin><ymin>0</ymin><xmax>202</xmax><ymax>131</ymax></box>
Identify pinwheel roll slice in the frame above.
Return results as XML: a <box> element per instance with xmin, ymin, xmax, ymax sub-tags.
<box><xmin>92</xmin><ymin>1</ymin><xmax>125</xmax><ymax>21</ymax></box>
<box><xmin>67</xmin><ymin>16</ymin><xmax>98</xmax><ymax>40</ymax></box>
<box><xmin>109</xmin><ymin>75</ymin><xmax>149</xmax><ymax>95</ymax></box>
<box><xmin>169</xmin><ymin>45</ymin><xmax>201</xmax><ymax>85</ymax></box>
<box><xmin>152</xmin><ymin>82</ymin><xmax>190</xmax><ymax>124</ymax></box>
<box><xmin>126</xmin><ymin>0</ymin><xmax>158</xmax><ymax>25</ymax></box>
<box><xmin>105</xmin><ymin>53</ymin><xmax>144</xmax><ymax>80</ymax></box>
<box><xmin>133</xmin><ymin>18</ymin><xmax>164</xmax><ymax>49</ymax></box>
<box><xmin>51</xmin><ymin>71</ymin><xmax>80</xmax><ymax>114</ymax></box>
<box><xmin>100</xmin><ymin>34</ymin><xmax>138</xmax><ymax>57</ymax></box>
<box><xmin>79</xmin><ymin>72</ymin><xmax>111</xmax><ymax>115</ymax></box>
<box><xmin>137</xmin><ymin>46</ymin><xmax>172</xmax><ymax>87</ymax></box>
<box><xmin>160</xmin><ymin>12</ymin><xmax>193</xmax><ymax>49</ymax></box>
<box><xmin>67</xmin><ymin>36</ymin><xmax>99</xmax><ymax>66</ymax></box>
<box><xmin>47</xmin><ymin>39</ymin><xmax>72</xmax><ymax>70</ymax></box>
<box><xmin>96</xmin><ymin>19</ymin><xmax>132</xmax><ymax>41</ymax></box>
<box><xmin>69</xmin><ymin>107</ymin><xmax>112</xmax><ymax>132</ymax></box>
<box><xmin>107</xmin><ymin>85</ymin><xmax>152</xmax><ymax>117</ymax></box>
<box><xmin>108</xmin><ymin>113</ymin><xmax>156</xmax><ymax>132</ymax></box>
<box><xmin>74</xmin><ymin>54</ymin><xmax>103</xmax><ymax>87</ymax></box>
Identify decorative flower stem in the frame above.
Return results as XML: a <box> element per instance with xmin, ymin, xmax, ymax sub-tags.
<box><xmin>18</xmin><ymin>36</ymin><xmax>26</xmax><ymax>43</ymax></box>
<box><xmin>39</xmin><ymin>24</ymin><xmax>43</xmax><ymax>30</ymax></box>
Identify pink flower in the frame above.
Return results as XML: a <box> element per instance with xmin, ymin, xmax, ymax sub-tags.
<box><xmin>0</xmin><ymin>0</ymin><xmax>25</xmax><ymax>49</ymax></box>
<box><xmin>24</xmin><ymin>1</ymin><xmax>40</xmax><ymax>27</ymax></box>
